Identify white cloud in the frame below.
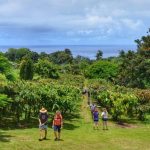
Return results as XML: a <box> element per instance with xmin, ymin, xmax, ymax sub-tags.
<box><xmin>0</xmin><ymin>0</ymin><xmax>149</xmax><ymax>44</ymax></box>
<box><xmin>121</xmin><ymin>19</ymin><xmax>143</xmax><ymax>30</ymax></box>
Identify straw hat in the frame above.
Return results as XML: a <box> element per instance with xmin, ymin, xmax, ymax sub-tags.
<box><xmin>40</xmin><ymin>107</ymin><xmax>47</xmax><ymax>113</ymax></box>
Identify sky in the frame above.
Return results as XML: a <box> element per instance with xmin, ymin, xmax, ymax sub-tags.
<box><xmin>0</xmin><ymin>0</ymin><xmax>150</xmax><ymax>45</ymax></box>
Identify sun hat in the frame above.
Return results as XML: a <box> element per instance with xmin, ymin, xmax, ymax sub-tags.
<box><xmin>40</xmin><ymin>107</ymin><xmax>47</xmax><ymax>113</ymax></box>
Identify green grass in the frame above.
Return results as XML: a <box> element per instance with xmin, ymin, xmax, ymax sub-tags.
<box><xmin>0</xmin><ymin>118</ymin><xmax>150</xmax><ymax>150</ymax></box>
<box><xmin>0</xmin><ymin>95</ymin><xmax>150</xmax><ymax>150</ymax></box>
<box><xmin>1</xmin><ymin>112</ymin><xmax>150</xmax><ymax>150</ymax></box>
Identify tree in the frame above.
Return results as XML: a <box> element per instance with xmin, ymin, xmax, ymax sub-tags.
<box><xmin>0</xmin><ymin>54</ymin><xmax>15</xmax><ymax>81</ymax></box>
<box><xmin>119</xmin><ymin>50</ymin><xmax>126</xmax><ymax>58</ymax></box>
<box><xmin>39</xmin><ymin>52</ymin><xmax>49</xmax><ymax>59</ymax></box>
<box><xmin>30</xmin><ymin>51</ymin><xmax>39</xmax><ymax>62</ymax></box>
<box><xmin>35</xmin><ymin>59</ymin><xmax>59</xmax><ymax>79</ymax></box>
<box><xmin>49</xmin><ymin>49</ymin><xmax>73</xmax><ymax>64</ymax></box>
<box><xmin>135</xmin><ymin>28</ymin><xmax>150</xmax><ymax>58</ymax></box>
<box><xmin>117</xmin><ymin>50</ymin><xmax>150</xmax><ymax>88</ymax></box>
<box><xmin>96</xmin><ymin>50</ymin><xmax>103</xmax><ymax>60</ymax></box>
<box><xmin>0</xmin><ymin>54</ymin><xmax>11</xmax><ymax>74</ymax></box>
<box><xmin>20</xmin><ymin>57</ymin><xmax>34</xmax><ymax>80</ymax></box>
<box><xmin>5</xmin><ymin>48</ymin><xmax>31</xmax><ymax>61</ymax></box>
<box><xmin>85</xmin><ymin>60</ymin><xmax>118</xmax><ymax>80</ymax></box>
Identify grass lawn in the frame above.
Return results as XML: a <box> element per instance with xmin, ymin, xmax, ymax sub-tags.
<box><xmin>0</xmin><ymin>118</ymin><xmax>150</xmax><ymax>150</ymax></box>
<box><xmin>0</xmin><ymin>96</ymin><xmax>150</xmax><ymax>150</ymax></box>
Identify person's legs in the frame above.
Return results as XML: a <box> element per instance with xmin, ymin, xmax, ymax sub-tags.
<box><xmin>39</xmin><ymin>129</ymin><xmax>42</xmax><ymax>140</ymax></box>
<box><xmin>96</xmin><ymin>121</ymin><xmax>99</xmax><ymax>129</ymax></box>
<box><xmin>39</xmin><ymin>124</ymin><xmax>45</xmax><ymax>141</ymax></box>
<box><xmin>43</xmin><ymin>129</ymin><xmax>47</xmax><ymax>139</ymax></box>
<box><xmin>102</xmin><ymin>120</ymin><xmax>105</xmax><ymax>130</ymax></box>
<box><xmin>54</xmin><ymin>131</ymin><xmax>57</xmax><ymax>140</ymax></box>
<box><xmin>54</xmin><ymin>126</ymin><xmax>58</xmax><ymax>140</ymax></box>
<box><xmin>39</xmin><ymin>129</ymin><xmax>45</xmax><ymax>140</ymax></box>
<box><xmin>58</xmin><ymin>126</ymin><xmax>61</xmax><ymax>140</ymax></box>
<box><xmin>105</xmin><ymin>120</ymin><xmax>108</xmax><ymax>129</ymax></box>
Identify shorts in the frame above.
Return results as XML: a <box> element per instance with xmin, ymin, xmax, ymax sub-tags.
<box><xmin>94</xmin><ymin>120</ymin><xmax>99</xmax><ymax>123</ymax></box>
<box><xmin>54</xmin><ymin>125</ymin><xmax>61</xmax><ymax>132</ymax></box>
<box><xmin>39</xmin><ymin>124</ymin><xmax>48</xmax><ymax>130</ymax></box>
<box><xmin>102</xmin><ymin>118</ymin><xmax>108</xmax><ymax>121</ymax></box>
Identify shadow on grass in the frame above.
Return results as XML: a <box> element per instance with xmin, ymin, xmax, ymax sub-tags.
<box><xmin>63</xmin><ymin>122</ymin><xmax>80</xmax><ymax>130</ymax></box>
<box><xmin>0</xmin><ymin>117</ymin><xmax>40</xmax><ymax>130</ymax></box>
<box><xmin>0</xmin><ymin>113</ymin><xmax>81</xmax><ymax>130</ymax></box>
<box><xmin>64</xmin><ymin>113</ymin><xmax>81</xmax><ymax>121</ymax></box>
<box><xmin>0</xmin><ymin>131</ymin><xmax>14</xmax><ymax>142</ymax></box>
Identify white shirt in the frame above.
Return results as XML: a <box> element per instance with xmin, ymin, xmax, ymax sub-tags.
<box><xmin>101</xmin><ymin>111</ymin><xmax>108</xmax><ymax>118</ymax></box>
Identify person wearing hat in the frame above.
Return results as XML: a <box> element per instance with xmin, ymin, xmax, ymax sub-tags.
<box><xmin>39</xmin><ymin>107</ymin><xmax>49</xmax><ymax>141</ymax></box>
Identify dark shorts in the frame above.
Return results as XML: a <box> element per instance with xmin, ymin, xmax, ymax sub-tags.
<box><xmin>102</xmin><ymin>118</ymin><xmax>108</xmax><ymax>121</ymax></box>
<box><xmin>94</xmin><ymin>120</ymin><xmax>99</xmax><ymax>123</ymax></box>
<box><xmin>54</xmin><ymin>125</ymin><xmax>61</xmax><ymax>132</ymax></box>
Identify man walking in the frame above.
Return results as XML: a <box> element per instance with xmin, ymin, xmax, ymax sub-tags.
<box><xmin>39</xmin><ymin>107</ymin><xmax>49</xmax><ymax>141</ymax></box>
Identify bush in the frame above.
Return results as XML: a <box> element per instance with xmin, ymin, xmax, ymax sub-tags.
<box><xmin>85</xmin><ymin>60</ymin><xmax>118</xmax><ymax>81</ymax></box>
<box><xmin>35</xmin><ymin>59</ymin><xmax>59</xmax><ymax>79</ymax></box>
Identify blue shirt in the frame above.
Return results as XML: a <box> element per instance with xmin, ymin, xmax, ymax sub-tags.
<box><xmin>93</xmin><ymin>111</ymin><xmax>99</xmax><ymax>121</ymax></box>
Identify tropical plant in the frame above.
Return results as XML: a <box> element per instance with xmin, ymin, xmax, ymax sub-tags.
<box><xmin>20</xmin><ymin>57</ymin><xmax>34</xmax><ymax>80</ymax></box>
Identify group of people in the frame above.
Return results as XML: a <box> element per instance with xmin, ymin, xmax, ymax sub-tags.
<box><xmin>38</xmin><ymin>107</ymin><xmax>63</xmax><ymax>141</ymax></box>
<box><xmin>90</xmin><ymin>104</ymin><xmax>108</xmax><ymax>130</ymax></box>
<box><xmin>38</xmin><ymin>104</ymin><xmax>108</xmax><ymax>141</ymax></box>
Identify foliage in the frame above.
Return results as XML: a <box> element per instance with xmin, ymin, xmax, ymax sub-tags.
<box><xmin>3</xmin><ymin>79</ymin><xmax>82</xmax><ymax>122</ymax></box>
<box><xmin>0</xmin><ymin>54</ymin><xmax>15</xmax><ymax>81</ymax></box>
<box><xmin>88</xmin><ymin>79</ymin><xmax>150</xmax><ymax>121</ymax></box>
<box><xmin>0</xmin><ymin>73</ymin><xmax>7</xmax><ymax>87</ymax></box>
<box><xmin>5</xmin><ymin>48</ymin><xmax>39</xmax><ymax>62</ymax></box>
<box><xmin>35</xmin><ymin>59</ymin><xmax>59</xmax><ymax>79</ymax></box>
<box><xmin>134</xmin><ymin>89</ymin><xmax>150</xmax><ymax>120</ymax></box>
<box><xmin>0</xmin><ymin>54</ymin><xmax>11</xmax><ymax>74</ymax></box>
<box><xmin>20</xmin><ymin>57</ymin><xmax>34</xmax><ymax>80</ymax></box>
<box><xmin>96</xmin><ymin>50</ymin><xmax>103</xmax><ymax>60</ymax></box>
<box><xmin>135</xmin><ymin>28</ymin><xmax>150</xmax><ymax>58</ymax></box>
<box><xmin>49</xmin><ymin>49</ymin><xmax>73</xmax><ymax>64</ymax></box>
<box><xmin>5</xmin><ymin>48</ymin><xmax>30</xmax><ymax>61</ymax></box>
<box><xmin>118</xmin><ymin>51</ymin><xmax>150</xmax><ymax>88</ymax></box>
<box><xmin>85</xmin><ymin>60</ymin><xmax>118</xmax><ymax>81</ymax></box>
<box><xmin>97</xmin><ymin>89</ymin><xmax>138</xmax><ymax>121</ymax></box>
<box><xmin>0</xmin><ymin>94</ymin><xmax>12</xmax><ymax>108</ymax></box>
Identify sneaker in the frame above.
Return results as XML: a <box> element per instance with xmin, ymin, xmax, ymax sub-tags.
<box><xmin>39</xmin><ymin>139</ymin><xmax>43</xmax><ymax>141</ymax></box>
<box><xmin>43</xmin><ymin>137</ymin><xmax>46</xmax><ymax>140</ymax></box>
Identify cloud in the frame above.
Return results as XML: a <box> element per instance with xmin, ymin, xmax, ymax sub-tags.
<box><xmin>0</xmin><ymin>0</ymin><xmax>149</xmax><ymax>45</ymax></box>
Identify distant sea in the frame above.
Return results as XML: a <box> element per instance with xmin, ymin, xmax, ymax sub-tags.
<box><xmin>0</xmin><ymin>45</ymin><xmax>137</xmax><ymax>59</ymax></box>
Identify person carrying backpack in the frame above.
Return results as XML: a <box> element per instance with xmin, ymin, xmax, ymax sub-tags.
<box><xmin>93</xmin><ymin>107</ymin><xmax>99</xmax><ymax>129</ymax></box>
<box><xmin>52</xmin><ymin>110</ymin><xmax>63</xmax><ymax>141</ymax></box>
<box><xmin>38</xmin><ymin>107</ymin><xmax>49</xmax><ymax>141</ymax></box>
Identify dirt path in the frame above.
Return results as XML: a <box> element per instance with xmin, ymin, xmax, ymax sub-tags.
<box><xmin>80</xmin><ymin>80</ymin><xmax>92</xmax><ymax>123</ymax></box>
<box><xmin>80</xmin><ymin>94</ymin><xmax>91</xmax><ymax>123</ymax></box>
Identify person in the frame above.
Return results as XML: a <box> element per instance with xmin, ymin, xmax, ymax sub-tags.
<box><xmin>93</xmin><ymin>107</ymin><xmax>99</xmax><ymax>129</ymax></box>
<box><xmin>101</xmin><ymin>108</ymin><xmax>108</xmax><ymax>130</ymax></box>
<box><xmin>90</xmin><ymin>103</ymin><xmax>96</xmax><ymax>118</ymax></box>
<box><xmin>38</xmin><ymin>107</ymin><xmax>49</xmax><ymax>141</ymax></box>
<box><xmin>52</xmin><ymin>110</ymin><xmax>63</xmax><ymax>141</ymax></box>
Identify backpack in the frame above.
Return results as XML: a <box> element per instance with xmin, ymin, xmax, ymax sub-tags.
<box><xmin>54</xmin><ymin>114</ymin><xmax>62</xmax><ymax>126</ymax></box>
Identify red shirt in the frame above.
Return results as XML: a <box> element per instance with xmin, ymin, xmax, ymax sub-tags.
<box><xmin>53</xmin><ymin>114</ymin><xmax>62</xmax><ymax>126</ymax></box>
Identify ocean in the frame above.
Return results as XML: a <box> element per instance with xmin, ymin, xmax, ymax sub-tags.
<box><xmin>0</xmin><ymin>45</ymin><xmax>137</xmax><ymax>59</ymax></box>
